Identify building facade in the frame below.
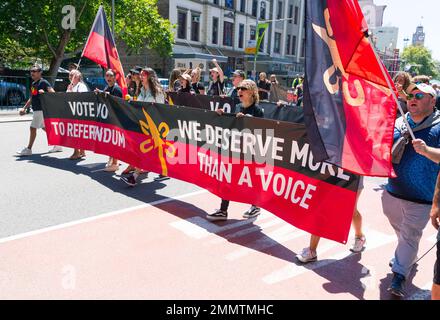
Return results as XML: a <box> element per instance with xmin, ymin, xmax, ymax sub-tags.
<box><xmin>119</xmin><ymin>0</ymin><xmax>305</xmax><ymax>86</ymax></box>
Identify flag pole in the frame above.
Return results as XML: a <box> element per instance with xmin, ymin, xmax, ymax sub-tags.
<box><xmin>368</xmin><ymin>33</ymin><xmax>416</xmax><ymax>140</ymax></box>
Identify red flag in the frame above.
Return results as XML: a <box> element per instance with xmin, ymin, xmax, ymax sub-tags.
<box><xmin>82</xmin><ymin>6</ymin><xmax>127</xmax><ymax>96</ymax></box>
<box><xmin>303</xmin><ymin>0</ymin><xmax>397</xmax><ymax>177</ymax></box>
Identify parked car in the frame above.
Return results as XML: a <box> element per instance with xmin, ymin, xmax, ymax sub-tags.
<box><xmin>84</xmin><ymin>76</ymin><xmax>106</xmax><ymax>91</ymax></box>
<box><xmin>158</xmin><ymin>78</ymin><xmax>169</xmax><ymax>91</ymax></box>
<box><xmin>0</xmin><ymin>77</ymin><xmax>27</xmax><ymax>106</ymax></box>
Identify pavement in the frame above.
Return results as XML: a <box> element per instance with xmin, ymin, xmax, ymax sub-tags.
<box><xmin>0</xmin><ymin>116</ymin><xmax>437</xmax><ymax>300</ymax></box>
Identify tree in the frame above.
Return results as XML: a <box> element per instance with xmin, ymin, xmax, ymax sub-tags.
<box><xmin>401</xmin><ymin>45</ymin><xmax>439</xmax><ymax>78</ymax></box>
<box><xmin>0</xmin><ymin>0</ymin><xmax>174</xmax><ymax>83</ymax></box>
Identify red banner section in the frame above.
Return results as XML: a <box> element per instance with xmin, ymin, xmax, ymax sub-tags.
<box><xmin>41</xmin><ymin>92</ymin><xmax>360</xmax><ymax>243</ymax></box>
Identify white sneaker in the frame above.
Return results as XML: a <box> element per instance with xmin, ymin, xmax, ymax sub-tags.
<box><xmin>104</xmin><ymin>163</ymin><xmax>119</xmax><ymax>172</ymax></box>
<box><xmin>48</xmin><ymin>145</ymin><xmax>63</xmax><ymax>153</ymax></box>
<box><xmin>16</xmin><ymin>147</ymin><xmax>32</xmax><ymax>156</ymax></box>
<box><xmin>350</xmin><ymin>236</ymin><xmax>366</xmax><ymax>253</ymax></box>
<box><xmin>296</xmin><ymin>247</ymin><xmax>317</xmax><ymax>263</ymax></box>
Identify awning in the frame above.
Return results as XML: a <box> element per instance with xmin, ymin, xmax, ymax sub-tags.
<box><xmin>172</xmin><ymin>51</ymin><xmax>228</xmax><ymax>63</ymax></box>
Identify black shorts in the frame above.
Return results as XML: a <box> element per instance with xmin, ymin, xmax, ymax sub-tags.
<box><xmin>435</xmin><ymin>230</ymin><xmax>440</xmax><ymax>285</ymax></box>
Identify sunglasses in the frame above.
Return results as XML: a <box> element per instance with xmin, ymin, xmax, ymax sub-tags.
<box><xmin>407</xmin><ymin>92</ymin><xmax>426</xmax><ymax>100</ymax></box>
<box><xmin>237</xmin><ymin>87</ymin><xmax>248</xmax><ymax>91</ymax></box>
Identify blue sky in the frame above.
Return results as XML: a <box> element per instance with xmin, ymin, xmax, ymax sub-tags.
<box><xmin>376</xmin><ymin>0</ymin><xmax>440</xmax><ymax>61</ymax></box>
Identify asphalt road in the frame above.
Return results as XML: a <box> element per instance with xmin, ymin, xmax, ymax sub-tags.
<box><xmin>0</xmin><ymin>117</ymin><xmax>201</xmax><ymax>238</ymax></box>
<box><xmin>0</xmin><ymin>116</ymin><xmax>437</xmax><ymax>300</ymax></box>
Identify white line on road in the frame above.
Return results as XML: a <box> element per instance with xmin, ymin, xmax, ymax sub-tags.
<box><xmin>169</xmin><ymin>212</ymin><xmax>272</xmax><ymax>240</ymax></box>
<box><xmin>262</xmin><ymin>229</ymin><xmax>396</xmax><ymax>285</ymax></box>
<box><xmin>0</xmin><ymin>189</ymin><xmax>207</xmax><ymax>245</ymax></box>
<box><xmin>226</xmin><ymin>225</ymin><xmax>307</xmax><ymax>261</ymax></box>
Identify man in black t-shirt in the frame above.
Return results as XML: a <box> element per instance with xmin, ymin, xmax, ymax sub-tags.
<box><xmin>257</xmin><ymin>72</ymin><xmax>271</xmax><ymax>101</ymax></box>
<box><xmin>16</xmin><ymin>64</ymin><xmax>56</xmax><ymax>156</ymax></box>
<box><xmin>95</xmin><ymin>69</ymin><xmax>123</xmax><ymax>172</ymax></box>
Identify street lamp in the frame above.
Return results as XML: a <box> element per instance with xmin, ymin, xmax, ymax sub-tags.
<box><xmin>253</xmin><ymin>0</ymin><xmax>266</xmax><ymax>80</ymax></box>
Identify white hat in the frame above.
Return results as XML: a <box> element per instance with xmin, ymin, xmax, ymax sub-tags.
<box><xmin>407</xmin><ymin>83</ymin><xmax>437</xmax><ymax>97</ymax></box>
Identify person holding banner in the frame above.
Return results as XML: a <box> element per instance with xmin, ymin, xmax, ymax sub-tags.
<box><xmin>207</xmin><ymin>59</ymin><xmax>225</xmax><ymax>96</ymax></box>
<box><xmin>190</xmin><ymin>68</ymin><xmax>205</xmax><ymax>95</ymax></box>
<box><xmin>225</xmin><ymin>69</ymin><xmax>245</xmax><ymax>105</ymax></box>
<box><xmin>257</xmin><ymin>72</ymin><xmax>271</xmax><ymax>101</ymax></box>
<box><xmin>430</xmin><ymin>171</ymin><xmax>440</xmax><ymax>300</ymax></box>
<box><xmin>67</xmin><ymin>69</ymin><xmax>89</xmax><ymax>160</ymax></box>
<box><xmin>177</xmin><ymin>74</ymin><xmax>194</xmax><ymax>94</ymax></box>
<box><xmin>384</xmin><ymin>82</ymin><xmax>440</xmax><ymax>297</ymax></box>
<box><xmin>121</xmin><ymin>67</ymin><xmax>169</xmax><ymax>186</ymax></box>
<box><xmin>16</xmin><ymin>64</ymin><xmax>56</xmax><ymax>157</ymax></box>
<box><xmin>95</xmin><ymin>69</ymin><xmax>123</xmax><ymax>172</ymax></box>
<box><xmin>207</xmin><ymin>79</ymin><xmax>262</xmax><ymax>221</ymax></box>
<box><xmin>296</xmin><ymin>180</ymin><xmax>366</xmax><ymax>263</ymax></box>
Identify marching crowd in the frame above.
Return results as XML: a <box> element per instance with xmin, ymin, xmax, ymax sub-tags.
<box><xmin>13</xmin><ymin>60</ymin><xmax>440</xmax><ymax>299</ymax></box>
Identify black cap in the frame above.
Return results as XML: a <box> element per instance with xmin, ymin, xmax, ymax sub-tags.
<box><xmin>232</xmin><ymin>70</ymin><xmax>245</xmax><ymax>79</ymax></box>
<box><xmin>130</xmin><ymin>68</ymin><xmax>140</xmax><ymax>74</ymax></box>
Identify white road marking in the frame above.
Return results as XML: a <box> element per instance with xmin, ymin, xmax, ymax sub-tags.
<box><xmin>169</xmin><ymin>212</ymin><xmax>271</xmax><ymax>239</ymax></box>
<box><xmin>226</xmin><ymin>225</ymin><xmax>307</xmax><ymax>261</ymax></box>
<box><xmin>208</xmin><ymin>217</ymin><xmax>284</xmax><ymax>245</ymax></box>
<box><xmin>0</xmin><ymin>190</ymin><xmax>207</xmax><ymax>245</ymax></box>
<box><xmin>262</xmin><ymin>229</ymin><xmax>396</xmax><ymax>285</ymax></box>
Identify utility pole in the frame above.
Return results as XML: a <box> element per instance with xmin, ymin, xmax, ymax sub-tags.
<box><xmin>111</xmin><ymin>0</ymin><xmax>115</xmax><ymax>37</ymax></box>
<box><xmin>252</xmin><ymin>1</ymin><xmax>260</xmax><ymax>81</ymax></box>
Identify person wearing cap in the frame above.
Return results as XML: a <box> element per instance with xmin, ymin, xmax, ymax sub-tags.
<box><xmin>384</xmin><ymin>82</ymin><xmax>440</xmax><ymax>297</ymax></box>
<box><xmin>190</xmin><ymin>68</ymin><xmax>205</xmax><ymax>95</ymax></box>
<box><xmin>128</xmin><ymin>66</ymin><xmax>142</xmax><ymax>98</ymax></box>
<box><xmin>207</xmin><ymin>59</ymin><xmax>225</xmax><ymax>96</ymax></box>
<box><xmin>226</xmin><ymin>69</ymin><xmax>245</xmax><ymax>105</ymax></box>
<box><xmin>206</xmin><ymin>79</ymin><xmax>263</xmax><ymax>222</ymax></box>
<box><xmin>177</xmin><ymin>74</ymin><xmax>194</xmax><ymax>94</ymax></box>
<box><xmin>16</xmin><ymin>64</ymin><xmax>57</xmax><ymax>156</ymax></box>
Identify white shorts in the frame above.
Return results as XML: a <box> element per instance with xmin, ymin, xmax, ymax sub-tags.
<box><xmin>30</xmin><ymin>110</ymin><xmax>45</xmax><ymax>129</ymax></box>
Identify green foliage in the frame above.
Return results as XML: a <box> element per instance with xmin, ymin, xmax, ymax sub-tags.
<box><xmin>401</xmin><ymin>45</ymin><xmax>439</xmax><ymax>78</ymax></box>
<box><xmin>0</xmin><ymin>0</ymin><xmax>174</xmax><ymax>67</ymax></box>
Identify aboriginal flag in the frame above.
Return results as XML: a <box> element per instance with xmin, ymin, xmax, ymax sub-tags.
<box><xmin>82</xmin><ymin>6</ymin><xmax>127</xmax><ymax>96</ymax></box>
<box><xmin>303</xmin><ymin>0</ymin><xmax>397</xmax><ymax>177</ymax></box>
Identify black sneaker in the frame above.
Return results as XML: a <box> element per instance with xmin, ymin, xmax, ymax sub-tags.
<box><xmin>388</xmin><ymin>272</ymin><xmax>405</xmax><ymax>297</ymax></box>
<box><xmin>154</xmin><ymin>174</ymin><xmax>170</xmax><ymax>182</ymax></box>
<box><xmin>121</xmin><ymin>174</ymin><xmax>137</xmax><ymax>187</ymax></box>
<box><xmin>206</xmin><ymin>209</ymin><xmax>228</xmax><ymax>221</ymax></box>
<box><xmin>243</xmin><ymin>206</ymin><xmax>261</xmax><ymax>218</ymax></box>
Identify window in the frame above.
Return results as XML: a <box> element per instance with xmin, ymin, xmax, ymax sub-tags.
<box><xmin>294</xmin><ymin>6</ymin><xmax>299</xmax><ymax>24</ymax></box>
<box><xmin>274</xmin><ymin>32</ymin><xmax>281</xmax><ymax>53</ymax></box>
<box><xmin>191</xmin><ymin>14</ymin><xmax>200</xmax><ymax>42</ymax></box>
<box><xmin>286</xmin><ymin>35</ymin><xmax>291</xmax><ymax>55</ymax></box>
<box><xmin>250</xmin><ymin>26</ymin><xmax>256</xmax><ymax>40</ymax></box>
<box><xmin>292</xmin><ymin>35</ymin><xmax>297</xmax><ymax>55</ymax></box>
<box><xmin>213</xmin><ymin>0</ymin><xmax>219</xmax><ymax>5</ymax></box>
<box><xmin>288</xmin><ymin>5</ymin><xmax>293</xmax><ymax>24</ymax></box>
<box><xmin>260</xmin><ymin>1</ymin><xmax>266</xmax><ymax>20</ymax></box>
<box><xmin>238</xmin><ymin>24</ymin><xmax>244</xmax><ymax>48</ymax></box>
<box><xmin>212</xmin><ymin>17</ymin><xmax>218</xmax><ymax>44</ymax></box>
<box><xmin>177</xmin><ymin>11</ymin><xmax>187</xmax><ymax>39</ymax></box>
<box><xmin>240</xmin><ymin>0</ymin><xmax>246</xmax><ymax>12</ymax></box>
<box><xmin>277</xmin><ymin>1</ymin><xmax>282</xmax><ymax>19</ymax></box>
<box><xmin>252</xmin><ymin>0</ymin><xmax>257</xmax><ymax>17</ymax></box>
<box><xmin>225</xmin><ymin>0</ymin><xmax>234</xmax><ymax>9</ymax></box>
<box><xmin>301</xmin><ymin>38</ymin><xmax>305</xmax><ymax>57</ymax></box>
<box><xmin>223</xmin><ymin>21</ymin><xmax>234</xmax><ymax>46</ymax></box>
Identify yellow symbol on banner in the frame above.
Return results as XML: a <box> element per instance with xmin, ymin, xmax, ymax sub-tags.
<box><xmin>139</xmin><ymin>108</ymin><xmax>176</xmax><ymax>176</ymax></box>
<box><xmin>312</xmin><ymin>8</ymin><xmax>368</xmax><ymax>106</ymax></box>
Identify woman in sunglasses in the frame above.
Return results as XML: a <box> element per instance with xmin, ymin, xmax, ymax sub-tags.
<box><xmin>206</xmin><ymin>79</ymin><xmax>263</xmax><ymax>221</ymax></box>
